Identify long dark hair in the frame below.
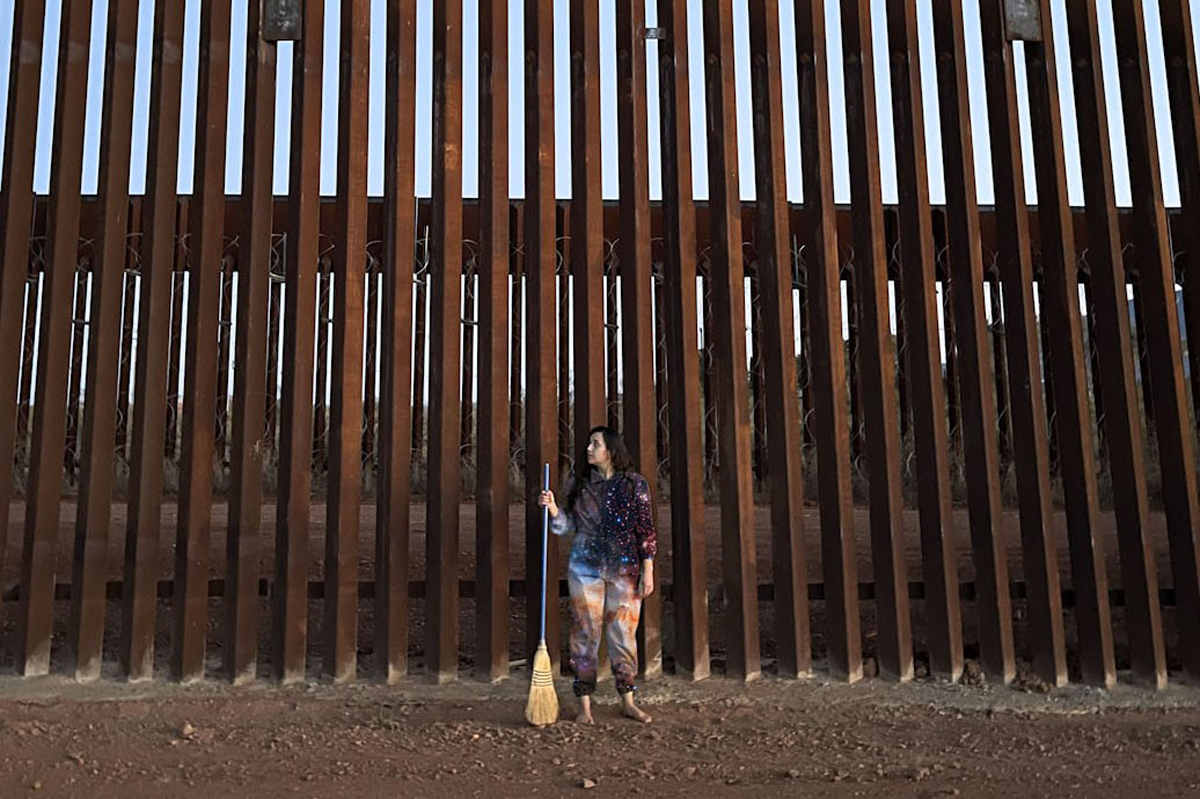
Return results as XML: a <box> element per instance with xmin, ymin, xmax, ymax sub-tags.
<box><xmin>565</xmin><ymin>425</ymin><xmax>634</xmax><ymax>511</ymax></box>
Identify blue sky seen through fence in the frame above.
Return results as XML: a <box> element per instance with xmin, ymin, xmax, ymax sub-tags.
<box><xmin>0</xmin><ymin>0</ymin><xmax>1195</xmax><ymax>406</ymax></box>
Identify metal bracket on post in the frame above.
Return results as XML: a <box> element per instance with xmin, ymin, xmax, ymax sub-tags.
<box><xmin>643</xmin><ymin>27</ymin><xmax>667</xmax><ymax>41</ymax></box>
<box><xmin>1003</xmin><ymin>0</ymin><xmax>1042</xmax><ymax>42</ymax></box>
<box><xmin>262</xmin><ymin>0</ymin><xmax>302</xmax><ymax>42</ymax></box>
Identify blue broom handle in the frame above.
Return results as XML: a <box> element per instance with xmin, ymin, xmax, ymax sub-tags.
<box><xmin>540</xmin><ymin>462</ymin><xmax>550</xmax><ymax>642</ymax></box>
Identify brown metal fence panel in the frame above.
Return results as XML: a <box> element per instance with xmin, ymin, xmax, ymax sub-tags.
<box><xmin>886</xmin><ymin>0</ymin><xmax>963</xmax><ymax>684</ymax></box>
<box><xmin>997</xmin><ymin>1</ymin><xmax>1115</xmax><ymax>688</ymax></box>
<box><xmin>225</xmin><ymin>0</ymin><xmax>277</xmax><ymax>684</ymax></box>
<box><xmin>325</xmin><ymin>0</ymin><xmax>371</xmax><ymax>683</ymax></box>
<box><xmin>839</xmin><ymin>0</ymin><xmax>913</xmax><ymax>683</ymax></box>
<box><xmin>1161</xmin><ymin>0</ymin><xmax>1200</xmax><ymax>447</ymax></box>
<box><xmin>2</xmin><ymin>0</ymin><xmax>1199</xmax><ymax>690</ymax></box>
<box><xmin>274</xmin><ymin>0</ymin><xmax>325</xmax><ymax>685</ymax></box>
<box><xmin>794</xmin><ymin>0</ymin><xmax>861</xmax><ymax>684</ymax></box>
<box><xmin>987</xmin><ymin>2</ymin><xmax>1068</xmax><ymax>688</ymax></box>
<box><xmin>700</xmin><ymin>0</ymin><xmax>761</xmax><ymax>682</ymax></box>
<box><xmin>122</xmin><ymin>0</ymin><xmax>187</xmax><ymax>683</ymax></box>
<box><xmin>523</xmin><ymin>0</ymin><xmax>560</xmax><ymax>667</ymax></box>
<box><xmin>978</xmin><ymin>0</ymin><xmax>1046</xmax><ymax>685</ymax></box>
<box><xmin>1055</xmin><ymin>0</ymin><xmax>1167</xmax><ymax>687</ymax></box>
<box><xmin>16</xmin><ymin>0</ymin><xmax>93</xmax><ymax>677</ymax></box>
<box><xmin>171</xmin><ymin>0</ymin><xmax>233</xmax><ymax>684</ymax></box>
<box><xmin>426</xmin><ymin>0</ymin><xmax>466</xmax><ymax>683</ymax></box>
<box><xmin>1160</xmin><ymin>0</ymin><xmax>1200</xmax><ymax>678</ymax></box>
<box><xmin>69</xmin><ymin>0</ymin><xmax>139</xmax><ymax>683</ymax></box>
<box><xmin>746</xmin><ymin>0</ymin><xmax>811</xmax><ymax>680</ymax></box>
<box><xmin>375</xmin><ymin>0</ymin><xmax>418</xmax><ymax>686</ymax></box>
<box><xmin>1109</xmin><ymin>0</ymin><xmax>1200</xmax><ymax>682</ymax></box>
<box><xmin>657</xmin><ymin>0</ymin><xmax>710</xmax><ymax>683</ymax></box>
<box><xmin>475</xmin><ymin>0</ymin><xmax>510</xmax><ymax>684</ymax></box>
<box><xmin>0</xmin><ymin>0</ymin><xmax>47</xmax><ymax>611</ymax></box>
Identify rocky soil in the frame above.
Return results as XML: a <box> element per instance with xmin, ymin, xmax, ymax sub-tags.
<box><xmin>2</xmin><ymin>669</ymin><xmax>1200</xmax><ymax>798</ymax></box>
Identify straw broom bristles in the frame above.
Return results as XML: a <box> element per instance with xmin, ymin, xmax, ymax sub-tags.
<box><xmin>524</xmin><ymin>641</ymin><xmax>558</xmax><ymax>726</ymax></box>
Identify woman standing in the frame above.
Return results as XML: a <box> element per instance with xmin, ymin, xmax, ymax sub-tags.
<box><xmin>539</xmin><ymin>425</ymin><xmax>656</xmax><ymax>724</ymax></box>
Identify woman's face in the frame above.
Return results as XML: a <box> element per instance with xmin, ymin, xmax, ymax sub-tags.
<box><xmin>586</xmin><ymin>432</ymin><xmax>611</xmax><ymax>469</ymax></box>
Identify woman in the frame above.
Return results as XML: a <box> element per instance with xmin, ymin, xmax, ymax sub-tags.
<box><xmin>539</xmin><ymin>425</ymin><xmax>656</xmax><ymax>724</ymax></box>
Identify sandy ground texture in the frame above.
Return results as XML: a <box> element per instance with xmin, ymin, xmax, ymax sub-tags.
<box><xmin>1</xmin><ymin>670</ymin><xmax>1200</xmax><ymax>798</ymax></box>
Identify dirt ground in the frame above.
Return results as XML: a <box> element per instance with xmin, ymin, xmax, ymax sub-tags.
<box><xmin>2</xmin><ymin>669</ymin><xmax>1200</xmax><ymax>798</ymax></box>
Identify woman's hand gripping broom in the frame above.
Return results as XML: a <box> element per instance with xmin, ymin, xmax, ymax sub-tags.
<box><xmin>525</xmin><ymin>463</ymin><xmax>559</xmax><ymax>726</ymax></box>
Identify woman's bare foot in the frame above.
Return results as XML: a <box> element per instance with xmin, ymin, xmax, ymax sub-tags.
<box><xmin>575</xmin><ymin>697</ymin><xmax>595</xmax><ymax>724</ymax></box>
<box><xmin>620</xmin><ymin>696</ymin><xmax>652</xmax><ymax>724</ymax></box>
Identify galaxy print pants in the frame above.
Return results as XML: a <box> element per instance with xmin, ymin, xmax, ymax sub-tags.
<box><xmin>566</xmin><ymin>555</ymin><xmax>642</xmax><ymax>697</ymax></box>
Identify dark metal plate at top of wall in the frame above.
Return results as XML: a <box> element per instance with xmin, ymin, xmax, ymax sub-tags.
<box><xmin>262</xmin><ymin>0</ymin><xmax>302</xmax><ymax>42</ymax></box>
<box><xmin>1004</xmin><ymin>0</ymin><xmax>1042</xmax><ymax>42</ymax></box>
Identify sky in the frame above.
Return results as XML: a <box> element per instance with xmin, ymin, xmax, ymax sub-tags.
<box><xmin>1</xmin><ymin>0</ymin><xmax>1198</xmax><ymax>211</ymax></box>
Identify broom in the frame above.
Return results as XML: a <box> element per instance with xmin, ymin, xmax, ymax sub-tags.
<box><xmin>525</xmin><ymin>462</ymin><xmax>559</xmax><ymax>726</ymax></box>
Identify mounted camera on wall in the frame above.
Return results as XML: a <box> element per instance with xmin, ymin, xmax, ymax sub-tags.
<box><xmin>262</xmin><ymin>0</ymin><xmax>302</xmax><ymax>42</ymax></box>
<box><xmin>1003</xmin><ymin>0</ymin><xmax>1043</xmax><ymax>41</ymax></box>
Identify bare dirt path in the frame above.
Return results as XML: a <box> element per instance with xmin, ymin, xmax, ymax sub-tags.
<box><xmin>2</xmin><ymin>672</ymin><xmax>1199</xmax><ymax>798</ymax></box>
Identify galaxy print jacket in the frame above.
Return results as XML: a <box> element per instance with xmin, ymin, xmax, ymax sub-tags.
<box><xmin>549</xmin><ymin>469</ymin><xmax>657</xmax><ymax>580</ymax></box>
